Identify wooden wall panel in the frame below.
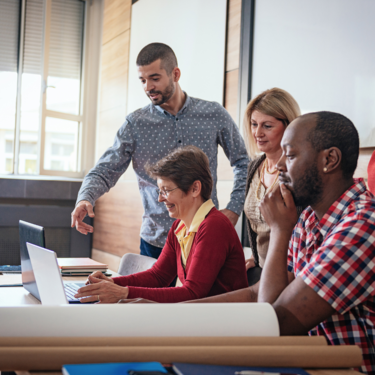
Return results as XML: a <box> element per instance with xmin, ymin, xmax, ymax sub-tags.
<box><xmin>218</xmin><ymin>0</ymin><xmax>243</xmax><ymax>202</ymax></box>
<box><xmin>226</xmin><ymin>0</ymin><xmax>241</xmax><ymax>72</ymax></box>
<box><xmin>217</xmin><ymin>147</ymin><xmax>234</xmax><ymax>182</ymax></box>
<box><xmin>224</xmin><ymin>69</ymin><xmax>239</xmax><ymax>121</ymax></box>
<box><xmin>92</xmin><ymin>0</ymin><xmax>143</xmax><ymax>262</ymax></box>
<box><xmin>100</xmin><ymin>30</ymin><xmax>130</xmax><ymax>112</ymax></box>
<box><xmin>96</xmin><ymin>106</ymin><xmax>126</xmax><ymax>158</ymax></box>
<box><xmin>92</xmin><ymin>248</ymin><xmax>121</xmax><ymax>273</ymax></box>
<box><xmin>93</xmin><ymin>181</ymin><xmax>142</xmax><ymax>257</ymax></box>
<box><xmin>102</xmin><ymin>0</ymin><xmax>131</xmax><ymax>45</ymax></box>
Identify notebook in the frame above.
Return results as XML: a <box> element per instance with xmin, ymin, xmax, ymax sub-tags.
<box><xmin>58</xmin><ymin>257</ymin><xmax>108</xmax><ymax>272</ymax></box>
<box><xmin>62</xmin><ymin>362</ymin><xmax>167</xmax><ymax>375</ymax></box>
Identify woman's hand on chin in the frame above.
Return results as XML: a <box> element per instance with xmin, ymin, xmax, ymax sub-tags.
<box><xmin>74</xmin><ymin>281</ymin><xmax>129</xmax><ymax>304</ymax></box>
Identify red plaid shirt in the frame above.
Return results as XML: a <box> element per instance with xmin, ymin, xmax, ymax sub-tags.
<box><xmin>288</xmin><ymin>178</ymin><xmax>375</xmax><ymax>374</ymax></box>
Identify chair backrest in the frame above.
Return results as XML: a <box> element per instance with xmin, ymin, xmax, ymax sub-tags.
<box><xmin>117</xmin><ymin>253</ymin><xmax>157</xmax><ymax>276</ymax></box>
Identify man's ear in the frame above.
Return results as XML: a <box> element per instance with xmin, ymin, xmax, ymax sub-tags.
<box><xmin>322</xmin><ymin>147</ymin><xmax>342</xmax><ymax>174</ymax></box>
<box><xmin>173</xmin><ymin>67</ymin><xmax>181</xmax><ymax>82</ymax></box>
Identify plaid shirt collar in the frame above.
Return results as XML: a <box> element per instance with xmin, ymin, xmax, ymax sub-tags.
<box><xmin>304</xmin><ymin>178</ymin><xmax>366</xmax><ymax>240</ymax></box>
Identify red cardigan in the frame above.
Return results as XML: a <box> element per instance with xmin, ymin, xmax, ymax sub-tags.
<box><xmin>113</xmin><ymin>208</ymin><xmax>248</xmax><ymax>303</ymax></box>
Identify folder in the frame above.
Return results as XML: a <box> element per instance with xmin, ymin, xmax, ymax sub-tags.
<box><xmin>62</xmin><ymin>362</ymin><xmax>167</xmax><ymax>375</ymax></box>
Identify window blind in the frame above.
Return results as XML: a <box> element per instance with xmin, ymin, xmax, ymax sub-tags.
<box><xmin>48</xmin><ymin>0</ymin><xmax>84</xmax><ymax>80</ymax></box>
<box><xmin>22</xmin><ymin>0</ymin><xmax>44</xmax><ymax>75</ymax></box>
<box><xmin>0</xmin><ymin>0</ymin><xmax>21</xmax><ymax>72</ymax></box>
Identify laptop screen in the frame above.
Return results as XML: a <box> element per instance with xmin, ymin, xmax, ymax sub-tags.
<box><xmin>19</xmin><ymin>220</ymin><xmax>45</xmax><ymax>300</ymax></box>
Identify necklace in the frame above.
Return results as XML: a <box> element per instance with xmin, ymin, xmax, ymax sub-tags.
<box><xmin>256</xmin><ymin>159</ymin><xmax>280</xmax><ymax>201</ymax></box>
<box><xmin>265</xmin><ymin>158</ymin><xmax>278</xmax><ymax>174</ymax></box>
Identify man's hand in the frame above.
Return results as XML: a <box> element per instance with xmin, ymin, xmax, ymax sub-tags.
<box><xmin>75</xmin><ymin>275</ymin><xmax>127</xmax><ymax>303</ymax></box>
<box><xmin>258</xmin><ymin>184</ymin><xmax>299</xmax><ymax>305</ymax></box>
<box><xmin>259</xmin><ymin>183</ymin><xmax>298</xmax><ymax>234</ymax></box>
<box><xmin>220</xmin><ymin>209</ymin><xmax>239</xmax><ymax>226</ymax></box>
<box><xmin>71</xmin><ymin>200</ymin><xmax>95</xmax><ymax>235</ymax></box>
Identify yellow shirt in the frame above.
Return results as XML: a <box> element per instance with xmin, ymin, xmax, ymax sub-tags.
<box><xmin>174</xmin><ymin>199</ymin><xmax>215</xmax><ymax>268</ymax></box>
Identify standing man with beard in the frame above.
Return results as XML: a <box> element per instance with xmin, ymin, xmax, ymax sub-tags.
<box><xmin>71</xmin><ymin>43</ymin><xmax>249</xmax><ymax>259</ymax></box>
<box><xmin>189</xmin><ymin>112</ymin><xmax>375</xmax><ymax>374</ymax></box>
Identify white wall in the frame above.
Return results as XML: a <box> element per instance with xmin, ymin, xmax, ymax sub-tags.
<box><xmin>251</xmin><ymin>0</ymin><xmax>375</xmax><ymax>147</ymax></box>
<box><xmin>127</xmin><ymin>0</ymin><xmax>227</xmax><ymax>114</ymax></box>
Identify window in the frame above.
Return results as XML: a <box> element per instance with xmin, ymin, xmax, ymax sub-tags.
<box><xmin>0</xmin><ymin>0</ymin><xmax>101</xmax><ymax>177</ymax></box>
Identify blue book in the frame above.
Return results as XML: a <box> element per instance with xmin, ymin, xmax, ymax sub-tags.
<box><xmin>173</xmin><ymin>363</ymin><xmax>311</xmax><ymax>375</ymax></box>
<box><xmin>62</xmin><ymin>361</ymin><xmax>167</xmax><ymax>375</ymax></box>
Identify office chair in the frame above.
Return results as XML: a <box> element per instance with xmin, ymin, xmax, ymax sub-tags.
<box><xmin>117</xmin><ymin>253</ymin><xmax>157</xmax><ymax>276</ymax></box>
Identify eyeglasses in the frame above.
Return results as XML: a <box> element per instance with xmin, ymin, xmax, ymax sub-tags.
<box><xmin>156</xmin><ymin>187</ymin><xmax>178</xmax><ymax>198</ymax></box>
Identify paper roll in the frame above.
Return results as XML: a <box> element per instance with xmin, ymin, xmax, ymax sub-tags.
<box><xmin>0</xmin><ymin>336</ymin><xmax>327</xmax><ymax>347</ymax></box>
<box><xmin>0</xmin><ymin>304</ymin><xmax>279</xmax><ymax>337</ymax></box>
<box><xmin>0</xmin><ymin>345</ymin><xmax>362</xmax><ymax>371</ymax></box>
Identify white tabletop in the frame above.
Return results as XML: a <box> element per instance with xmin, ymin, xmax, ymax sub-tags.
<box><xmin>0</xmin><ymin>271</ymin><xmax>118</xmax><ymax>307</ymax></box>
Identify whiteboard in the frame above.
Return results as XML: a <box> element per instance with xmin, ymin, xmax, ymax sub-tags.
<box><xmin>251</xmin><ymin>0</ymin><xmax>375</xmax><ymax>147</ymax></box>
<box><xmin>127</xmin><ymin>0</ymin><xmax>227</xmax><ymax>115</ymax></box>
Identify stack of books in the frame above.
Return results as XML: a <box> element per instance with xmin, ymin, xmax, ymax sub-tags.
<box><xmin>57</xmin><ymin>258</ymin><xmax>109</xmax><ymax>276</ymax></box>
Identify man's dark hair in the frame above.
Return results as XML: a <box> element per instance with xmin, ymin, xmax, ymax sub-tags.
<box><xmin>136</xmin><ymin>43</ymin><xmax>178</xmax><ymax>75</ymax></box>
<box><xmin>145</xmin><ymin>146</ymin><xmax>213</xmax><ymax>201</ymax></box>
<box><xmin>306</xmin><ymin>111</ymin><xmax>359</xmax><ymax>179</ymax></box>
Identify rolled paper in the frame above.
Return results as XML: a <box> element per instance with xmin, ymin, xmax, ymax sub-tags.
<box><xmin>0</xmin><ymin>304</ymin><xmax>279</xmax><ymax>337</ymax></box>
<box><xmin>0</xmin><ymin>336</ymin><xmax>327</xmax><ymax>347</ymax></box>
<box><xmin>0</xmin><ymin>345</ymin><xmax>362</xmax><ymax>371</ymax></box>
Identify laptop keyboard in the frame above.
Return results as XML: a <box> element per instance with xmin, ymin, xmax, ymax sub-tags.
<box><xmin>64</xmin><ymin>283</ymin><xmax>83</xmax><ymax>302</ymax></box>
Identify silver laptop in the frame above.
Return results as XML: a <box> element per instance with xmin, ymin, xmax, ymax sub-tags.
<box><xmin>26</xmin><ymin>243</ymin><xmax>85</xmax><ymax>305</ymax></box>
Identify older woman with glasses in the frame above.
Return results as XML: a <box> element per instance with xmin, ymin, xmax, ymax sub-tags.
<box><xmin>75</xmin><ymin>145</ymin><xmax>248</xmax><ymax>303</ymax></box>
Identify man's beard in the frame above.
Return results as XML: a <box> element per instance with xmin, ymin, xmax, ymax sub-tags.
<box><xmin>147</xmin><ymin>77</ymin><xmax>175</xmax><ymax>106</ymax></box>
<box><xmin>290</xmin><ymin>162</ymin><xmax>323</xmax><ymax>208</ymax></box>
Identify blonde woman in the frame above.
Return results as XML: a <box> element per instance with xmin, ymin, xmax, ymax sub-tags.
<box><xmin>243</xmin><ymin>88</ymin><xmax>302</xmax><ymax>272</ymax></box>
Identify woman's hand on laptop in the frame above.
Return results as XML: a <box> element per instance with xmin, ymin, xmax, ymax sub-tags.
<box><xmin>75</xmin><ymin>276</ymin><xmax>129</xmax><ymax>303</ymax></box>
<box><xmin>85</xmin><ymin>271</ymin><xmax>113</xmax><ymax>285</ymax></box>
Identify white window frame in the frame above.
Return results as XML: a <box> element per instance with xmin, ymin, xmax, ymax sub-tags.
<box><xmin>10</xmin><ymin>0</ymin><xmax>103</xmax><ymax>179</ymax></box>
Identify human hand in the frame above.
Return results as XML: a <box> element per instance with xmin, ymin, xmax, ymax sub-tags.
<box><xmin>118</xmin><ymin>298</ymin><xmax>157</xmax><ymax>304</ymax></box>
<box><xmin>245</xmin><ymin>257</ymin><xmax>256</xmax><ymax>270</ymax></box>
<box><xmin>85</xmin><ymin>271</ymin><xmax>114</xmax><ymax>285</ymax></box>
<box><xmin>75</xmin><ymin>275</ymin><xmax>127</xmax><ymax>303</ymax></box>
<box><xmin>220</xmin><ymin>209</ymin><xmax>239</xmax><ymax>226</ymax></box>
<box><xmin>259</xmin><ymin>183</ymin><xmax>298</xmax><ymax>234</ymax></box>
<box><xmin>71</xmin><ymin>200</ymin><xmax>95</xmax><ymax>235</ymax></box>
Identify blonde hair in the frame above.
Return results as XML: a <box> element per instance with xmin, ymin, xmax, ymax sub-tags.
<box><xmin>243</xmin><ymin>88</ymin><xmax>301</xmax><ymax>159</ymax></box>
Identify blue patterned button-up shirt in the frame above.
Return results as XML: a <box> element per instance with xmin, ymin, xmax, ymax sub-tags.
<box><xmin>77</xmin><ymin>94</ymin><xmax>249</xmax><ymax>248</ymax></box>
